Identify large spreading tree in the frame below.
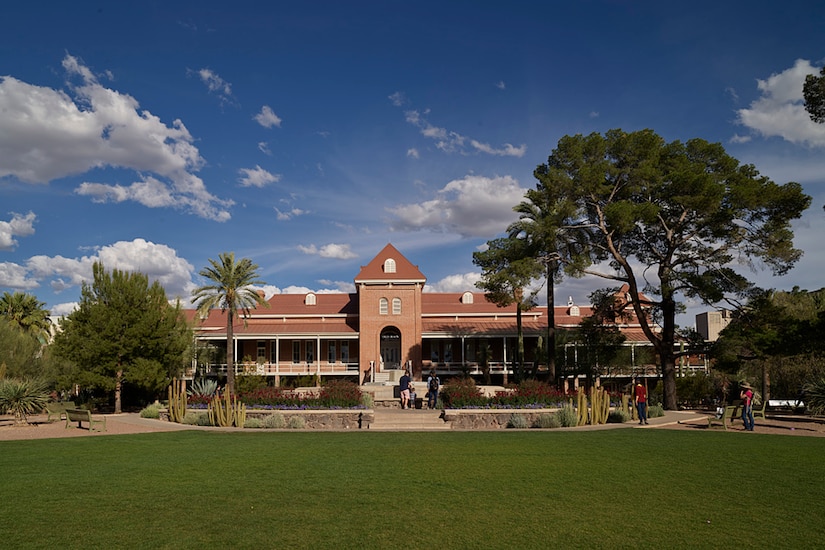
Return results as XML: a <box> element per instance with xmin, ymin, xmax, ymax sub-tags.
<box><xmin>191</xmin><ymin>252</ymin><xmax>268</xmax><ymax>395</ymax></box>
<box><xmin>52</xmin><ymin>263</ymin><xmax>191</xmax><ymax>413</ymax></box>
<box><xmin>803</xmin><ymin>65</ymin><xmax>825</xmax><ymax>124</ymax></box>
<box><xmin>534</xmin><ymin>128</ymin><xmax>811</xmax><ymax>409</ymax></box>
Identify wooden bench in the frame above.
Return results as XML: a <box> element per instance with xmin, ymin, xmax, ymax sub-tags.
<box><xmin>46</xmin><ymin>401</ymin><xmax>77</xmax><ymax>422</ymax></box>
<box><xmin>708</xmin><ymin>400</ymin><xmax>742</xmax><ymax>430</ymax></box>
<box><xmin>65</xmin><ymin>408</ymin><xmax>107</xmax><ymax>432</ymax></box>
<box><xmin>752</xmin><ymin>400</ymin><xmax>768</xmax><ymax>420</ymax></box>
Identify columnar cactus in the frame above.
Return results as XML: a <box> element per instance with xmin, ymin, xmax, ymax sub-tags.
<box><xmin>168</xmin><ymin>378</ymin><xmax>187</xmax><ymax>423</ymax></box>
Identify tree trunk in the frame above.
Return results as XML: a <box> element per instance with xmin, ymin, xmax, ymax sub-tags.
<box><xmin>226</xmin><ymin>313</ymin><xmax>235</xmax><ymax>395</ymax></box>
<box><xmin>546</xmin><ymin>263</ymin><xmax>556</xmax><ymax>384</ymax></box>
<box><xmin>516</xmin><ymin>296</ymin><xmax>524</xmax><ymax>383</ymax></box>
<box><xmin>115</xmin><ymin>367</ymin><xmax>123</xmax><ymax>414</ymax></box>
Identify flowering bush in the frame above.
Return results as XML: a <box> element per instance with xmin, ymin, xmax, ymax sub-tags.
<box><xmin>440</xmin><ymin>378</ymin><xmax>486</xmax><ymax>408</ymax></box>
<box><xmin>238</xmin><ymin>381</ymin><xmax>363</xmax><ymax>409</ymax></box>
<box><xmin>489</xmin><ymin>380</ymin><xmax>567</xmax><ymax>409</ymax></box>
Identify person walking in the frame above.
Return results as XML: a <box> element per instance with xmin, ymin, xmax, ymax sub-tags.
<box><xmin>399</xmin><ymin>370</ymin><xmax>411</xmax><ymax>410</ymax></box>
<box><xmin>634</xmin><ymin>379</ymin><xmax>648</xmax><ymax>425</ymax></box>
<box><xmin>740</xmin><ymin>382</ymin><xmax>755</xmax><ymax>431</ymax></box>
<box><xmin>427</xmin><ymin>370</ymin><xmax>440</xmax><ymax>409</ymax></box>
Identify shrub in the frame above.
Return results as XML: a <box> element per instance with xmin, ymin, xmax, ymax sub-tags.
<box><xmin>235</xmin><ymin>375</ymin><xmax>268</xmax><ymax>394</ymax></box>
<box><xmin>490</xmin><ymin>380</ymin><xmax>567</xmax><ymax>408</ymax></box>
<box><xmin>648</xmin><ymin>404</ymin><xmax>665</xmax><ymax>418</ymax></box>
<box><xmin>316</xmin><ymin>380</ymin><xmax>363</xmax><ymax>408</ymax></box>
<box><xmin>361</xmin><ymin>392</ymin><xmax>374</xmax><ymax>409</ymax></box>
<box><xmin>0</xmin><ymin>377</ymin><xmax>50</xmax><ymax>426</ymax></box>
<box><xmin>263</xmin><ymin>413</ymin><xmax>285</xmax><ymax>429</ymax></box>
<box><xmin>195</xmin><ymin>413</ymin><xmax>212</xmax><ymax>426</ymax></box>
<box><xmin>507</xmin><ymin>414</ymin><xmax>529</xmax><ymax>429</ymax></box>
<box><xmin>533</xmin><ymin>413</ymin><xmax>561</xmax><ymax>429</ymax></box>
<box><xmin>803</xmin><ymin>377</ymin><xmax>825</xmax><ymax>415</ymax></box>
<box><xmin>440</xmin><ymin>378</ymin><xmax>486</xmax><ymax>408</ymax></box>
<box><xmin>139</xmin><ymin>402</ymin><xmax>162</xmax><ymax>419</ymax></box>
<box><xmin>607</xmin><ymin>409</ymin><xmax>630</xmax><ymax>424</ymax></box>
<box><xmin>555</xmin><ymin>405</ymin><xmax>578</xmax><ymax>427</ymax></box>
<box><xmin>286</xmin><ymin>415</ymin><xmax>306</xmax><ymax>429</ymax></box>
<box><xmin>182</xmin><ymin>412</ymin><xmax>202</xmax><ymax>425</ymax></box>
<box><xmin>243</xmin><ymin>417</ymin><xmax>263</xmax><ymax>428</ymax></box>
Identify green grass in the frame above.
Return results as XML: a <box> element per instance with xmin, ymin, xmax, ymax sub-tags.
<box><xmin>1</xmin><ymin>430</ymin><xmax>823</xmax><ymax>549</ymax></box>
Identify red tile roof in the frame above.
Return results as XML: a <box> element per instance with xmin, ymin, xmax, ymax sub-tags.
<box><xmin>354</xmin><ymin>243</ymin><xmax>426</xmax><ymax>283</ymax></box>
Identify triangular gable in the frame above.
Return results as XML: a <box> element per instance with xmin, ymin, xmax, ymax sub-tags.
<box><xmin>354</xmin><ymin>243</ymin><xmax>426</xmax><ymax>283</ymax></box>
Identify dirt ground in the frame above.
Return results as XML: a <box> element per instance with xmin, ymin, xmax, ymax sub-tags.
<box><xmin>1</xmin><ymin>411</ymin><xmax>824</xmax><ymax>440</ymax></box>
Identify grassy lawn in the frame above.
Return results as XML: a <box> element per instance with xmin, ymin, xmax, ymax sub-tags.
<box><xmin>1</xmin><ymin>430</ymin><xmax>823</xmax><ymax>549</ymax></box>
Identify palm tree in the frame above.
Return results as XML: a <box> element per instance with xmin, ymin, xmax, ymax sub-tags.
<box><xmin>473</xmin><ymin>237</ymin><xmax>542</xmax><ymax>384</ymax></box>
<box><xmin>0</xmin><ymin>291</ymin><xmax>51</xmax><ymax>343</ymax></box>
<box><xmin>191</xmin><ymin>253</ymin><xmax>268</xmax><ymax>394</ymax></box>
<box><xmin>507</xmin><ymin>182</ymin><xmax>587</xmax><ymax>383</ymax></box>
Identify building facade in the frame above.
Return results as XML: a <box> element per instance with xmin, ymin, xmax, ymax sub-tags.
<box><xmin>187</xmin><ymin>244</ymin><xmax>668</xmax><ymax>385</ymax></box>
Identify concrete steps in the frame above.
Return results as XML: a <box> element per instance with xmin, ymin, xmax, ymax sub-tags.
<box><xmin>368</xmin><ymin>408</ymin><xmax>451</xmax><ymax>431</ymax></box>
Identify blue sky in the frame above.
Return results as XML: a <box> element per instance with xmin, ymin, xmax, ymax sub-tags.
<box><xmin>1</xmin><ymin>1</ymin><xmax>824</xmax><ymax>328</ymax></box>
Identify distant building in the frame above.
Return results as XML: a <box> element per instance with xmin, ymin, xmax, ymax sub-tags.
<box><xmin>695</xmin><ymin>310</ymin><xmax>732</xmax><ymax>342</ymax></box>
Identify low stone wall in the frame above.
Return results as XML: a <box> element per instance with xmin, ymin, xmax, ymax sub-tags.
<box><xmin>443</xmin><ymin>408</ymin><xmax>559</xmax><ymax>429</ymax></box>
<box><xmin>160</xmin><ymin>409</ymin><xmax>373</xmax><ymax>430</ymax></box>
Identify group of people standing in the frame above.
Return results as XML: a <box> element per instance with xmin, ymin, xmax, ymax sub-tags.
<box><xmin>399</xmin><ymin>369</ymin><xmax>440</xmax><ymax>410</ymax></box>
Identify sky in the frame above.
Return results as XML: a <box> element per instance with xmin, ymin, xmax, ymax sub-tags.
<box><xmin>1</xmin><ymin>1</ymin><xmax>824</xmax><ymax>328</ymax></box>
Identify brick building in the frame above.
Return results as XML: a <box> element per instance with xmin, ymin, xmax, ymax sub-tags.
<box><xmin>187</xmin><ymin>244</ymin><xmax>663</xmax><ymax>384</ymax></box>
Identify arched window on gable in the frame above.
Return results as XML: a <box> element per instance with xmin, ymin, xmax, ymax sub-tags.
<box><xmin>392</xmin><ymin>297</ymin><xmax>402</xmax><ymax>315</ymax></box>
<box><xmin>379</xmin><ymin>297</ymin><xmax>389</xmax><ymax>315</ymax></box>
<box><xmin>305</xmin><ymin>293</ymin><xmax>316</xmax><ymax>306</ymax></box>
<box><xmin>384</xmin><ymin>258</ymin><xmax>396</xmax><ymax>273</ymax></box>
<box><xmin>461</xmin><ymin>291</ymin><xmax>474</xmax><ymax>304</ymax></box>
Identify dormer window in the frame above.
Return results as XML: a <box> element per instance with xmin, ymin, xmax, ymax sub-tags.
<box><xmin>569</xmin><ymin>305</ymin><xmax>580</xmax><ymax>317</ymax></box>
<box><xmin>461</xmin><ymin>291</ymin><xmax>474</xmax><ymax>304</ymax></box>
<box><xmin>305</xmin><ymin>293</ymin><xmax>316</xmax><ymax>306</ymax></box>
<box><xmin>383</xmin><ymin>258</ymin><xmax>396</xmax><ymax>273</ymax></box>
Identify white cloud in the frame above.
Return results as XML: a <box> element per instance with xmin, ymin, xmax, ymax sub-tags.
<box><xmin>496</xmin><ymin>81</ymin><xmax>506</xmax><ymax>90</ymax></box>
<box><xmin>194</xmin><ymin>68</ymin><xmax>233</xmax><ymax>100</ymax></box>
<box><xmin>0</xmin><ymin>54</ymin><xmax>232</xmax><ymax>221</ymax></box>
<box><xmin>0</xmin><ymin>261</ymin><xmax>39</xmax><ymax>289</ymax></box>
<box><xmin>388</xmin><ymin>91</ymin><xmax>406</xmax><ymax>107</ymax></box>
<box><xmin>254</xmin><ymin>105</ymin><xmax>282</xmax><ymax>128</ymax></box>
<box><xmin>239</xmin><ymin>165</ymin><xmax>281</xmax><ymax>187</ymax></box>
<box><xmin>20</xmin><ymin>238</ymin><xmax>195</xmax><ymax>300</ymax></box>
<box><xmin>406</xmin><ymin>148</ymin><xmax>419</xmax><ymax>159</ymax></box>
<box><xmin>729</xmin><ymin>134</ymin><xmax>752</xmax><ymax>144</ymax></box>
<box><xmin>258</xmin><ymin>141</ymin><xmax>272</xmax><ymax>155</ymax></box>
<box><xmin>469</xmin><ymin>140</ymin><xmax>527</xmax><ymax>157</ymax></box>
<box><xmin>736</xmin><ymin>59</ymin><xmax>825</xmax><ymax>147</ymax></box>
<box><xmin>297</xmin><ymin>243</ymin><xmax>357</xmax><ymax>260</ymax></box>
<box><xmin>0</xmin><ymin>212</ymin><xmax>36</xmax><ymax>251</ymax></box>
<box><xmin>275</xmin><ymin>207</ymin><xmax>307</xmax><ymax>220</ymax></box>
<box><xmin>424</xmin><ymin>272</ymin><xmax>481</xmax><ymax>293</ymax></box>
<box><xmin>387</xmin><ymin>174</ymin><xmax>527</xmax><ymax>238</ymax></box>
<box><xmin>402</xmin><ymin>108</ymin><xmax>525</xmax><ymax>157</ymax></box>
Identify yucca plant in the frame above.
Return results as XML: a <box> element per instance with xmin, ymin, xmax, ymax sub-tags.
<box><xmin>0</xmin><ymin>378</ymin><xmax>50</xmax><ymax>426</ymax></box>
<box><xmin>803</xmin><ymin>377</ymin><xmax>825</xmax><ymax>415</ymax></box>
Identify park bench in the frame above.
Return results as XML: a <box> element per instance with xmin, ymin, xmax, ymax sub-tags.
<box><xmin>708</xmin><ymin>400</ymin><xmax>743</xmax><ymax>430</ymax></box>
<box><xmin>45</xmin><ymin>401</ymin><xmax>77</xmax><ymax>422</ymax></box>
<box><xmin>65</xmin><ymin>408</ymin><xmax>107</xmax><ymax>432</ymax></box>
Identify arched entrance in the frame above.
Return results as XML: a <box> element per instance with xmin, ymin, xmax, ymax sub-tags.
<box><xmin>380</xmin><ymin>327</ymin><xmax>402</xmax><ymax>371</ymax></box>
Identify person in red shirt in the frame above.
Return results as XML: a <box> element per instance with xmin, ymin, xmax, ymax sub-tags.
<box><xmin>740</xmin><ymin>382</ymin><xmax>755</xmax><ymax>431</ymax></box>
<box><xmin>634</xmin><ymin>379</ymin><xmax>648</xmax><ymax>425</ymax></box>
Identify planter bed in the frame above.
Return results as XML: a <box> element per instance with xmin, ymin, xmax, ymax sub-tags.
<box><xmin>443</xmin><ymin>408</ymin><xmax>561</xmax><ymax>429</ymax></box>
<box><xmin>160</xmin><ymin>408</ymin><xmax>373</xmax><ymax>430</ymax></box>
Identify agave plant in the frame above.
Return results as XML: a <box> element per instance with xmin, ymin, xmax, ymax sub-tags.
<box><xmin>0</xmin><ymin>378</ymin><xmax>50</xmax><ymax>426</ymax></box>
<box><xmin>803</xmin><ymin>377</ymin><xmax>825</xmax><ymax>416</ymax></box>
<box><xmin>187</xmin><ymin>378</ymin><xmax>218</xmax><ymax>399</ymax></box>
